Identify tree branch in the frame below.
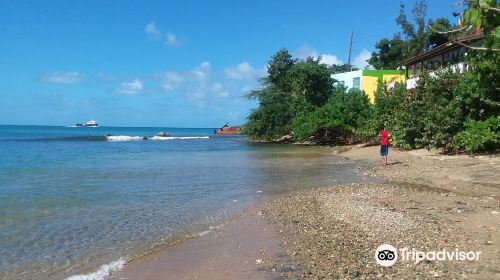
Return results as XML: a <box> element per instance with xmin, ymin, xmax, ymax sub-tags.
<box><xmin>428</xmin><ymin>24</ymin><xmax>499</xmax><ymax>51</ymax></box>
<box><xmin>487</xmin><ymin>6</ymin><xmax>500</xmax><ymax>13</ymax></box>
<box><xmin>428</xmin><ymin>25</ymin><xmax>471</xmax><ymax>34</ymax></box>
<box><xmin>452</xmin><ymin>39</ymin><xmax>500</xmax><ymax>52</ymax></box>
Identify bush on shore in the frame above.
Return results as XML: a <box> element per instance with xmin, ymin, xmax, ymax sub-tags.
<box><xmin>244</xmin><ymin>48</ymin><xmax>499</xmax><ymax>154</ymax></box>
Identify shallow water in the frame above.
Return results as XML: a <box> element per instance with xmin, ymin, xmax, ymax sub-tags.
<box><xmin>0</xmin><ymin>125</ymin><xmax>364</xmax><ymax>279</ymax></box>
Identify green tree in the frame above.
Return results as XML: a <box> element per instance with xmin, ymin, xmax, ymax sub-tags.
<box><xmin>329</xmin><ymin>64</ymin><xmax>358</xmax><ymax>74</ymax></box>
<box><xmin>369</xmin><ymin>35</ymin><xmax>407</xmax><ymax>69</ymax></box>
<box><xmin>264</xmin><ymin>48</ymin><xmax>297</xmax><ymax>91</ymax></box>
<box><xmin>245</xmin><ymin>49</ymin><xmax>297</xmax><ymax>140</ymax></box>
<box><xmin>244</xmin><ymin>86</ymin><xmax>294</xmax><ymax>140</ymax></box>
<box><xmin>287</xmin><ymin>57</ymin><xmax>334</xmax><ymax>106</ymax></box>
<box><xmin>370</xmin><ymin>0</ymin><xmax>433</xmax><ymax>69</ymax></box>
<box><xmin>396</xmin><ymin>0</ymin><xmax>429</xmax><ymax>53</ymax></box>
<box><xmin>462</xmin><ymin>0</ymin><xmax>499</xmax><ymax>50</ymax></box>
<box><xmin>428</xmin><ymin>18</ymin><xmax>454</xmax><ymax>47</ymax></box>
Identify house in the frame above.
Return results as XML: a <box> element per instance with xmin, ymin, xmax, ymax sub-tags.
<box><xmin>398</xmin><ymin>32</ymin><xmax>484</xmax><ymax>89</ymax></box>
<box><xmin>331</xmin><ymin>70</ymin><xmax>406</xmax><ymax>103</ymax></box>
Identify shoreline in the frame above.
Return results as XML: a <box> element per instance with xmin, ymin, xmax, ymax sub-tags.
<box><xmin>101</xmin><ymin>145</ymin><xmax>499</xmax><ymax>279</ymax></box>
<box><xmin>265</xmin><ymin>146</ymin><xmax>499</xmax><ymax>279</ymax></box>
<box><xmin>107</xmin><ymin>202</ymin><xmax>291</xmax><ymax>280</ymax></box>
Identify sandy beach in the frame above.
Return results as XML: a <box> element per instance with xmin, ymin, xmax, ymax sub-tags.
<box><xmin>108</xmin><ymin>146</ymin><xmax>499</xmax><ymax>279</ymax></box>
<box><xmin>108</xmin><ymin>204</ymin><xmax>291</xmax><ymax>280</ymax></box>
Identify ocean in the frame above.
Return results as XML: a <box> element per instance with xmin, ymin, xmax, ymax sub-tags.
<box><xmin>0</xmin><ymin>125</ymin><xmax>363</xmax><ymax>279</ymax></box>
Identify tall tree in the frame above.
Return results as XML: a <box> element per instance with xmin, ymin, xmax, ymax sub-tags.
<box><xmin>264</xmin><ymin>48</ymin><xmax>297</xmax><ymax>92</ymax></box>
<box><xmin>287</xmin><ymin>57</ymin><xmax>334</xmax><ymax>106</ymax></box>
<box><xmin>396</xmin><ymin>0</ymin><xmax>429</xmax><ymax>54</ymax></box>
<box><xmin>428</xmin><ymin>18</ymin><xmax>453</xmax><ymax>48</ymax></box>
<box><xmin>370</xmin><ymin>0</ymin><xmax>433</xmax><ymax>69</ymax></box>
<box><xmin>368</xmin><ymin>34</ymin><xmax>407</xmax><ymax>69</ymax></box>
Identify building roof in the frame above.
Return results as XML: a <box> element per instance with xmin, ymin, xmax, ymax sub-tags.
<box><xmin>398</xmin><ymin>33</ymin><xmax>484</xmax><ymax>67</ymax></box>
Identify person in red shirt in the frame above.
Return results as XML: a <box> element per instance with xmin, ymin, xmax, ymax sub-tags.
<box><xmin>380</xmin><ymin>126</ymin><xmax>390</xmax><ymax>165</ymax></box>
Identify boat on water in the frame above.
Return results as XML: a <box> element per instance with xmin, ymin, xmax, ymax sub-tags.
<box><xmin>76</xmin><ymin>120</ymin><xmax>98</xmax><ymax>127</ymax></box>
<box><xmin>214</xmin><ymin>123</ymin><xmax>241</xmax><ymax>135</ymax></box>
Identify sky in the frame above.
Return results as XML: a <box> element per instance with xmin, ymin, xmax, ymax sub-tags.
<box><xmin>0</xmin><ymin>0</ymin><xmax>461</xmax><ymax>127</ymax></box>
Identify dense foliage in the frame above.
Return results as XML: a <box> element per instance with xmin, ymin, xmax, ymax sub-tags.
<box><xmin>454</xmin><ymin>116</ymin><xmax>500</xmax><ymax>153</ymax></box>
<box><xmin>374</xmin><ymin>68</ymin><xmax>499</xmax><ymax>152</ymax></box>
<box><xmin>244</xmin><ymin>49</ymin><xmax>373</xmax><ymax>144</ymax></box>
<box><xmin>244</xmin><ymin>1</ymin><xmax>499</xmax><ymax>153</ymax></box>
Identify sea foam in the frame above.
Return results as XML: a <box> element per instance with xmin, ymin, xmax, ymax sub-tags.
<box><xmin>150</xmin><ymin>136</ymin><xmax>210</xmax><ymax>140</ymax></box>
<box><xmin>106</xmin><ymin>135</ymin><xmax>144</xmax><ymax>141</ymax></box>
<box><xmin>65</xmin><ymin>258</ymin><xmax>126</xmax><ymax>280</ymax></box>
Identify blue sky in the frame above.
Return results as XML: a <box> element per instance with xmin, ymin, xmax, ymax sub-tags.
<box><xmin>0</xmin><ymin>0</ymin><xmax>460</xmax><ymax>127</ymax></box>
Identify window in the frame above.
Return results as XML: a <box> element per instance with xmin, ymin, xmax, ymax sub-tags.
<box><xmin>353</xmin><ymin>77</ymin><xmax>360</xmax><ymax>89</ymax></box>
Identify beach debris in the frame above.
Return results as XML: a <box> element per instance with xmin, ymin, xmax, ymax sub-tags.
<box><xmin>490</xmin><ymin>211</ymin><xmax>498</xmax><ymax>215</ymax></box>
<box><xmin>255</xmin><ymin>258</ymin><xmax>263</xmax><ymax>265</ymax></box>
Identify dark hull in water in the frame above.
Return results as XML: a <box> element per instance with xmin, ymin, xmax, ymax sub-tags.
<box><xmin>76</xmin><ymin>124</ymin><xmax>98</xmax><ymax>127</ymax></box>
<box><xmin>214</xmin><ymin>126</ymin><xmax>241</xmax><ymax>135</ymax></box>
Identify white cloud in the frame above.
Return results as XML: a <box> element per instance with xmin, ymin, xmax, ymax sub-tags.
<box><xmin>192</xmin><ymin>61</ymin><xmax>211</xmax><ymax>80</ymax></box>
<box><xmin>43</xmin><ymin>72</ymin><xmax>85</xmax><ymax>84</ymax></box>
<box><xmin>160</xmin><ymin>72</ymin><xmax>184</xmax><ymax>91</ymax></box>
<box><xmin>157</xmin><ymin>61</ymin><xmax>249</xmax><ymax>106</ymax></box>
<box><xmin>353</xmin><ymin>49</ymin><xmax>372</xmax><ymax>69</ymax></box>
<box><xmin>166</xmin><ymin>32</ymin><xmax>180</xmax><ymax>46</ymax></box>
<box><xmin>145</xmin><ymin>22</ymin><xmax>161</xmax><ymax>38</ymax></box>
<box><xmin>295</xmin><ymin>45</ymin><xmax>318</xmax><ymax>59</ymax></box>
<box><xmin>117</xmin><ymin>79</ymin><xmax>144</xmax><ymax>95</ymax></box>
<box><xmin>224</xmin><ymin>62</ymin><xmax>264</xmax><ymax>80</ymax></box>
<box><xmin>211</xmin><ymin>82</ymin><xmax>229</xmax><ymax>98</ymax></box>
<box><xmin>294</xmin><ymin>45</ymin><xmax>344</xmax><ymax>66</ymax></box>
<box><xmin>320</xmin><ymin>54</ymin><xmax>343</xmax><ymax>65</ymax></box>
<box><xmin>145</xmin><ymin>22</ymin><xmax>181</xmax><ymax>47</ymax></box>
<box><xmin>157</xmin><ymin>62</ymin><xmax>212</xmax><ymax>106</ymax></box>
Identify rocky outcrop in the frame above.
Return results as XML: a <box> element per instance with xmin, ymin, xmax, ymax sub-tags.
<box><xmin>156</xmin><ymin>131</ymin><xmax>170</xmax><ymax>137</ymax></box>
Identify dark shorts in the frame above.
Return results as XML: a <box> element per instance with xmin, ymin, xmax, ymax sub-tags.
<box><xmin>380</xmin><ymin>145</ymin><xmax>389</xmax><ymax>156</ymax></box>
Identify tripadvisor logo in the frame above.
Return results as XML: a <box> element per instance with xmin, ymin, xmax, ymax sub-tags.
<box><xmin>375</xmin><ymin>244</ymin><xmax>481</xmax><ymax>266</ymax></box>
<box><xmin>375</xmin><ymin>244</ymin><xmax>398</xmax><ymax>267</ymax></box>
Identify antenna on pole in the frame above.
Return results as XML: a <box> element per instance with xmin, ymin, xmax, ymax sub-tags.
<box><xmin>347</xmin><ymin>30</ymin><xmax>353</xmax><ymax>69</ymax></box>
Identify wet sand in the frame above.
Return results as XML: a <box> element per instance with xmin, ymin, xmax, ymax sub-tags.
<box><xmin>108</xmin><ymin>205</ymin><xmax>290</xmax><ymax>280</ymax></box>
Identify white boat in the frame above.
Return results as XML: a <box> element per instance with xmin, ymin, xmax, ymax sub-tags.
<box><xmin>76</xmin><ymin>120</ymin><xmax>98</xmax><ymax>127</ymax></box>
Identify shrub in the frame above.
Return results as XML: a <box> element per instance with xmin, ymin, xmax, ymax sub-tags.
<box><xmin>454</xmin><ymin>116</ymin><xmax>500</xmax><ymax>153</ymax></box>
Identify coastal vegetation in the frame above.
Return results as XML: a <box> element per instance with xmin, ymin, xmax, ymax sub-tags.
<box><xmin>244</xmin><ymin>0</ymin><xmax>499</xmax><ymax>153</ymax></box>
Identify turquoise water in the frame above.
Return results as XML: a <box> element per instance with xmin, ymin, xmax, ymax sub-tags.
<box><xmin>0</xmin><ymin>125</ymin><xmax>363</xmax><ymax>279</ymax></box>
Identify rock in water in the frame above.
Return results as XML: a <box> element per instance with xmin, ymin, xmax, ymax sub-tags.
<box><xmin>156</xmin><ymin>131</ymin><xmax>170</xmax><ymax>137</ymax></box>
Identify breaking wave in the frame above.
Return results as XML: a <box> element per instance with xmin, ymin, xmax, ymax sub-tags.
<box><xmin>65</xmin><ymin>258</ymin><xmax>126</xmax><ymax>280</ymax></box>
<box><xmin>5</xmin><ymin>135</ymin><xmax>210</xmax><ymax>142</ymax></box>
<box><xmin>150</xmin><ymin>136</ymin><xmax>210</xmax><ymax>140</ymax></box>
<box><xmin>105</xmin><ymin>135</ymin><xmax>146</xmax><ymax>141</ymax></box>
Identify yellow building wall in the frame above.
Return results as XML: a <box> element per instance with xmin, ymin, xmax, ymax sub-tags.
<box><xmin>361</xmin><ymin>76</ymin><xmax>379</xmax><ymax>103</ymax></box>
<box><xmin>361</xmin><ymin>74</ymin><xmax>406</xmax><ymax>103</ymax></box>
<box><xmin>383</xmin><ymin>74</ymin><xmax>405</xmax><ymax>86</ymax></box>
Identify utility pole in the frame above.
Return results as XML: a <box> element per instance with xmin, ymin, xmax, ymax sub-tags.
<box><xmin>347</xmin><ymin>30</ymin><xmax>353</xmax><ymax>68</ymax></box>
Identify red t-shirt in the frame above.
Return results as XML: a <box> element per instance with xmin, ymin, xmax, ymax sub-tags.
<box><xmin>381</xmin><ymin>129</ymin><xmax>389</xmax><ymax>145</ymax></box>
